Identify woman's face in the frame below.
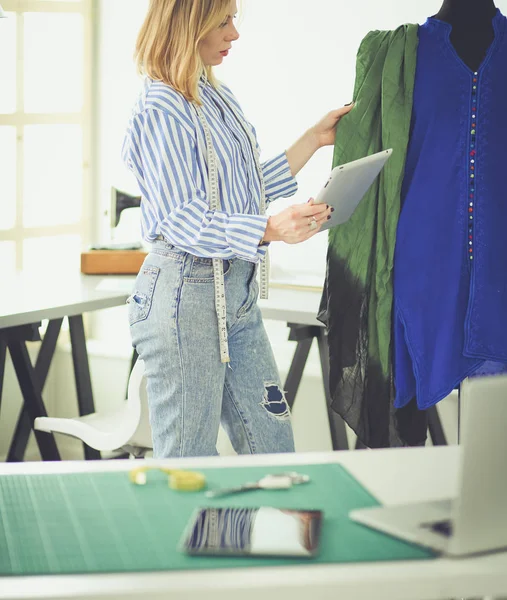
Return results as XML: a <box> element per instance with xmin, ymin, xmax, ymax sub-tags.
<box><xmin>199</xmin><ymin>1</ymin><xmax>239</xmax><ymax>66</ymax></box>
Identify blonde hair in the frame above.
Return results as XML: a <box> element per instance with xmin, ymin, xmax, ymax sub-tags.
<box><xmin>135</xmin><ymin>0</ymin><xmax>231</xmax><ymax>104</ymax></box>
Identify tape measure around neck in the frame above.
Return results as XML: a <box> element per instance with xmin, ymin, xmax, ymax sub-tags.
<box><xmin>194</xmin><ymin>105</ymin><xmax>230</xmax><ymax>363</ymax></box>
<box><xmin>194</xmin><ymin>84</ymin><xmax>270</xmax><ymax>363</ymax></box>
<box><xmin>211</xmin><ymin>88</ymin><xmax>270</xmax><ymax>302</ymax></box>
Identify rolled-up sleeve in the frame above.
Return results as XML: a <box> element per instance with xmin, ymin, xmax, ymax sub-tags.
<box><xmin>126</xmin><ymin>109</ymin><xmax>268</xmax><ymax>260</ymax></box>
<box><xmin>261</xmin><ymin>151</ymin><xmax>298</xmax><ymax>202</ymax></box>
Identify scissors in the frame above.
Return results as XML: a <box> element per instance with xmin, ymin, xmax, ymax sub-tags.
<box><xmin>205</xmin><ymin>471</ymin><xmax>310</xmax><ymax>498</ymax></box>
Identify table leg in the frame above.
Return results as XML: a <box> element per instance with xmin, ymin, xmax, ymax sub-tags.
<box><xmin>282</xmin><ymin>324</ymin><xmax>349</xmax><ymax>451</ymax></box>
<box><xmin>0</xmin><ymin>339</ymin><xmax>6</xmax><ymax>415</ymax></box>
<box><xmin>124</xmin><ymin>347</ymin><xmax>139</xmax><ymax>401</ymax></box>
<box><xmin>283</xmin><ymin>336</ymin><xmax>313</xmax><ymax>410</ymax></box>
<box><xmin>428</xmin><ymin>405</ymin><xmax>447</xmax><ymax>446</ymax></box>
<box><xmin>68</xmin><ymin>315</ymin><xmax>101</xmax><ymax>461</ymax></box>
<box><xmin>6</xmin><ymin>319</ymin><xmax>63</xmax><ymax>462</ymax></box>
<box><xmin>316</xmin><ymin>329</ymin><xmax>349</xmax><ymax>451</ymax></box>
<box><xmin>6</xmin><ymin>340</ymin><xmax>61</xmax><ymax>461</ymax></box>
<box><xmin>457</xmin><ymin>384</ymin><xmax>462</xmax><ymax>445</ymax></box>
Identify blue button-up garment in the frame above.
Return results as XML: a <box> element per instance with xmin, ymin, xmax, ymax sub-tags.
<box><xmin>394</xmin><ymin>10</ymin><xmax>507</xmax><ymax>410</ymax></box>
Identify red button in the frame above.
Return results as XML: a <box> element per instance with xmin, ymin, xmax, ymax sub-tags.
<box><xmin>469</xmin><ymin>208</ymin><xmax>473</xmax><ymax>213</ymax></box>
<box><xmin>470</xmin><ymin>150</ymin><xmax>476</xmax><ymax>156</ymax></box>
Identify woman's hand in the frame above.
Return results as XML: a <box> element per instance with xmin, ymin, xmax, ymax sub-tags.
<box><xmin>262</xmin><ymin>199</ymin><xmax>332</xmax><ymax>245</ymax></box>
<box><xmin>285</xmin><ymin>104</ymin><xmax>354</xmax><ymax>177</ymax></box>
<box><xmin>310</xmin><ymin>104</ymin><xmax>354</xmax><ymax>149</ymax></box>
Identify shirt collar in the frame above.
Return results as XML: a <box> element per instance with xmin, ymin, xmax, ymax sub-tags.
<box><xmin>199</xmin><ymin>71</ymin><xmax>208</xmax><ymax>88</ymax></box>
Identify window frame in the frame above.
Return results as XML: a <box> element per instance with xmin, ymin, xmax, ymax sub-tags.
<box><xmin>0</xmin><ymin>0</ymin><xmax>94</xmax><ymax>271</ymax></box>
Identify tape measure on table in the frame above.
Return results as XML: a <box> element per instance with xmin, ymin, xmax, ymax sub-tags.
<box><xmin>129</xmin><ymin>466</ymin><xmax>207</xmax><ymax>491</ymax></box>
<box><xmin>194</xmin><ymin>84</ymin><xmax>269</xmax><ymax>364</ymax></box>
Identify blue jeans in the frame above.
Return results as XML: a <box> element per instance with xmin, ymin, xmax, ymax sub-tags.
<box><xmin>127</xmin><ymin>240</ymin><xmax>295</xmax><ymax>458</ymax></box>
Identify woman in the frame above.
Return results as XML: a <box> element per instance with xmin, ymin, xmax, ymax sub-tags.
<box><xmin>122</xmin><ymin>0</ymin><xmax>352</xmax><ymax>458</ymax></box>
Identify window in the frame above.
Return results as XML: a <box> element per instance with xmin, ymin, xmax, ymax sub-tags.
<box><xmin>0</xmin><ymin>0</ymin><xmax>93</xmax><ymax>275</ymax></box>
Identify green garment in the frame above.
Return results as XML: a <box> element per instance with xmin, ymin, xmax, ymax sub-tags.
<box><xmin>318</xmin><ymin>25</ymin><xmax>420</xmax><ymax>447</ymax></box>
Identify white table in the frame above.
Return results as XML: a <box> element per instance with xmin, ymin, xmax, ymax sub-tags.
<box><xmin>1</xmin><ymin>446</ymin><xmax>506</xmax><ymax>600</ymax></box>
<box><xmin>0</xmin><ymin>273</ymin><xmax>130</xmax><ymax>331</ymax></box>
<box><xmin>0</xmin><ymin>272</ymin><xmax>130</xmax><ymax>462</ymax></box>
<box><xmin>258</xmin><ymin>285</ymin><xmax>323</xmax><ymax>327</ymax></box>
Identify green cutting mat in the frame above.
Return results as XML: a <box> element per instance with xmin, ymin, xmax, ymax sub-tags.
<box><xmin>0</xmin><ymin>463</ymin><xmax>433</xmax><ymax>575</ymax></box>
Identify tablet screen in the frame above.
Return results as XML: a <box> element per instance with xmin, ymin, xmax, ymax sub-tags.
<box><xmin>180</xmin><ymin>507</ymin><xmax>323</xmax><ymax>558</ymax></box>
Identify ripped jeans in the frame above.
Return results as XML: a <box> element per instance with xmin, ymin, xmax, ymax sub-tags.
<box><xmin>127</xmin><ymin>239</ymin><xmax>295</xmax><ymax>458</ymax></box>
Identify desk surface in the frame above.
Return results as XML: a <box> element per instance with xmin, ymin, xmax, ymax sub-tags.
<box><xmin>259</xmin><ymin>285</ymin><xmax>323</xmax><ymax>327</ymax></box>
<box><xmin>0</xmin><ymin>273</ymin><xmax>131</xmax><ymax>330</ymax></box>
<box><xmin>0</xmin><ymin>274</ymin><xmax>323</xmax><ymax>330</ymax></box>
<box><xmin>1</xmin><ymin>446</ymin><xmax>506</xmax><ymax>600</ymax></box>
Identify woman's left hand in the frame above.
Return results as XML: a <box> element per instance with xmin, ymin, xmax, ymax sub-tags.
<box><xmin>311</xmin><ymin>104</ymin><xmax>354</xmax><ymax>148</ymax></box>
<box><xmin>285</xmin><ymin>103</ymin><xmax>354</xmax><ymax>177</ymax></box>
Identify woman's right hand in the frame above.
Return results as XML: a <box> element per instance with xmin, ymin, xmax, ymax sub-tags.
<box><xmin>262</xmin><ymin>199</ymin><xmax>332</xmax><ymax>244</ymax></box>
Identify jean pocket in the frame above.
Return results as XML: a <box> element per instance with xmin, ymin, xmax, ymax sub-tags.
<box><xmin>237</xmin><ymin>267</ymin><xmax>259</xmax><ymax>318</ymax></box>
<box><xmin>185</xmin><ymin>258</ymin><xmax>231</xmax><ymax>283</ymax></box>
<box><xmin>127</xmin><ymin>265</ymin><xmax>160</xmax><ymax>325</ymax></box>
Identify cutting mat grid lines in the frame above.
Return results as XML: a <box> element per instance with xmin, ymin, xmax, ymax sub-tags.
<box><xmin>0</xmin><ymin>465</ymin><xmax>433</xmax><ymax>576</ymax></box>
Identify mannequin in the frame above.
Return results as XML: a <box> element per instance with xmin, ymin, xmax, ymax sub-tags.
<box><xmin>434</xmin><ymin>0</ymin><xmax>497</xmax><ymax>70</ymax></box>
<box><xmin>321</xmin><ymin>4</ymin><xmax>507</xmax><ymax>448</ymax></box>
<box><xmin>393</xmin><ymin>0</ymin><xmax>507</xmax><ymax>419</ymax></box>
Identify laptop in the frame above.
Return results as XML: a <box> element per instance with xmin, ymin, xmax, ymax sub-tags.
<box><xmin>349</xmin><ymin>375</ymin><xmax>507</xmax><ymax>557</ymax></box>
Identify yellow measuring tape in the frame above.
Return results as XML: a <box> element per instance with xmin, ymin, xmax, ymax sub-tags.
<box><xmin>129</xmin><ymin>467</ymin><xmax>206</xmax><ymax>492</ymax></box>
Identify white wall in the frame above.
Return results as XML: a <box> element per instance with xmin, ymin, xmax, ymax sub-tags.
<box><xmin>94</xmin><ymin>0</ymin><xmax>149</xmax><ymax>246</ymax></box>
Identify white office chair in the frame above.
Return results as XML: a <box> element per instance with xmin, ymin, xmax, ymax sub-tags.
<box><xmin>34</xmin><ymin>358</ymin><xmax>153</xmax><ymax>458</ymax></box>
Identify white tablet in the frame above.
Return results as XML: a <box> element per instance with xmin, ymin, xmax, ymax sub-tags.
<box><xmin>315</xmin><ymin>148</ymin><xmax>393</xmax><ymax>231</ymax></box>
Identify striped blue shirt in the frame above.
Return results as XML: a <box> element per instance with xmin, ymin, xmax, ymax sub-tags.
<box><xmin>122</xmin><ymin>77</ymin><xmax>298</xmax><ymax>262</ymax></box>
